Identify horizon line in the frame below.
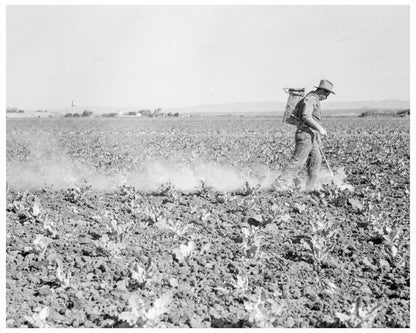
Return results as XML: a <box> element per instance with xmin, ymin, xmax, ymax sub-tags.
<box><xmin>6</xmin><ymin>98</ymin><xmax>410</xmax><ymax>112</ymax></box>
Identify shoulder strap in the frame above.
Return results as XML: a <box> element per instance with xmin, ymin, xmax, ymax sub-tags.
<box><xmin>293</xmin><ymin>97</ymin><xmax>305</xmax><ymax>119</ymax></box>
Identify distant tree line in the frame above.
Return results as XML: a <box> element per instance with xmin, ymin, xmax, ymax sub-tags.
<box><xmin>124</xmin><ymin>108</ymin><xmax>179</xmax><ymax>117</ymax></box>
<box><xmin>64</xmin><ymin>110</ymin><xmax>94</xmax><ymax>117</ymax></box>
<box><xmin>104</xmin><ymin>108</ymin><xmax>180</xmax><ymax>117</ymax></box>
<box><xmin>102</xmin><ymin>113</ymin><xmax>119</xmax><ymax>117</ymax></box>
<box><xmin>359</xmin><ymin>109</ymin><xmax>410</xmax><ymax>118</ymax></box>
<box><xmin>6</xmin><ymin>107</ymin><xmax>24</xmax><ymax>113</ymax></box>
<box><xmin>62</xmin><ymin>108</ymin><xmax>181</xmax><ymax>118</ymax></box>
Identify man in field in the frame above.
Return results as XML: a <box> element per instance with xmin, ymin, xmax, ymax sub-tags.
<box><xmin>278</xmin><ymin>79</ymin><xmax>335</xmax><ymax>191</ymax></box>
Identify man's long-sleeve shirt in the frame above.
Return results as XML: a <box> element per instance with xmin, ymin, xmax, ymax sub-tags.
<box><xmin>297</xmin><ymin>92</ymin><xmax>322</xmax><ymax>130</ymax></box>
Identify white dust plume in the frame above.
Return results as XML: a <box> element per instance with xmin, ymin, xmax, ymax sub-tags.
<box><xmin>6</xmin><ymin>159</ymin><xmax>277</xmax><ymax>192</ymax></box>
<box><xmin>7</xmin><ymin>158</ymin><xmax>353</xmax><ymax>193</ymax></box>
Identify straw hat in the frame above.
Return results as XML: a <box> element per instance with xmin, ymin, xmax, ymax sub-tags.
<box><xmin>315</xmin><ymin>79</ymin><xmax>335</xmax><ymax>94</ymax></box>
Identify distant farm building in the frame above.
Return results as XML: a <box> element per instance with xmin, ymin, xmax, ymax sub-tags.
<box><xmin>396</xmin><ymin>109</ymin><xmax>410</xmax><ymax>117</ymax></box>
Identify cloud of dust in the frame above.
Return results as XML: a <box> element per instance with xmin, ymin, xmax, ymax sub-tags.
<box><xmin>6</xmin><ymin>131</ymin><xmax>126</xmax><ymax>192</ymax></box>
<box><xmin>319</xmin><ymin>167</ymin><xmax>355</xmax><ymax>192</ymax></box>
<box><xmin>6</xmin><ymin>159</ymin><xmax>277</xmax><ymax>192</ymax></box>
<box><xmin>126</xmin><ymin>162</ymin><xmax>277</xmax><ymax>192</ymax></box>
<box><xmin>6</xmin><ymin>159</ymin><xmax>124</xmax><ymax>192</ymax></box>
<box><xmin>7</xmin><ymin>157</ymin><xmax>353</xmax><ymax>193</ymax></box>
<box><xmin>270</xmin><ymin>166</ymin><xmax>354</xmax><ymax>192</ymax></box>
<box><xmin>6</xmin><ymin>132</ymin><xmax>353</xmax><ymax>193</ymax></box>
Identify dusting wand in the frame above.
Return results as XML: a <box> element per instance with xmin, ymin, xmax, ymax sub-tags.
<box><xmin>318</xmin><ymin>144</ymin><xmax>334</xmax><ymax>178</ymax></box>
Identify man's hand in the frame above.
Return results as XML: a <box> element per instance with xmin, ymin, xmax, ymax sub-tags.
<box><xmin>303</xmin><ymin>117</ymin><xmax>327</xmax><ymax>138</ymax></box>
<box><xmin>316</xmin><ymin>132</ymin><xmax>322</xmax><ymax>145</ymax></box>
<box><xmin>318</xmin><ymin>127</ymin><xmax>327</xmax><ymax>137</ymax></box>
<box><xmin>312</xmin><ymin>130</ymin><xmax>323</xmax><ymax>145</ymax></box>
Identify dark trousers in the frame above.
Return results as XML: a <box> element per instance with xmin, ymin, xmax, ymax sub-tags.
<box><xmin>284</xmin><ymin>127</ymin><xmax>322</xmax><ymax>189</ymax></box>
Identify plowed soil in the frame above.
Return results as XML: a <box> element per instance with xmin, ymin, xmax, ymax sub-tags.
<box><xmin>6</xmin><ymin>116</ymin><xmax>410</xmax><ymax>328</ymax></box>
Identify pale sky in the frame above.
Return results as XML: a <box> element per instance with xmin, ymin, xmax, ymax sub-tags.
<box><xmin>6</xmin><ymin>5</ymin><xmax>410</xmax><ymax>109</ymax></box>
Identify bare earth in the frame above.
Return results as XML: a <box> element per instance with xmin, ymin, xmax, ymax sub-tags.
<box><xmin>6</xmin><ymin>116</ymin><xmax>410</xmax><ymax>328</ymax></box>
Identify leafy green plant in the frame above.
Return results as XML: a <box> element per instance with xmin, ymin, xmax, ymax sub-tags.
<box><xmin>42</xmin><ymin>215</ymin><xmax>58</xmax><ymax>238</ymax></box>
<box><xmin>64</xmin><ymin>181</ymin><xmax>92</xmax><ymax>204</ymax></box>
<box><xmin>32</xmin><ymin>234</ymin><xmax>51</xmax><ymax>257</ymax></box>
<box><xmin>229</xmin><ymin>274</ymin><xmax>249</xmax><ymax>292</ymax></box>
<box><xmin>196</xmin><ymin>208</ymin><xmax>211</xmax><ymax>223</ymax></box>
<box><xmin>56</xmin><ymin>264</ymin><xmax>71</xmax><ymax>289</ymax></box>
<box><xmin>118</xmin><ymin>184</ymin><xmax>141</xmax><ymax>213</ymax></box>
<box><xmin>303</xmin><ymin>213</ymin><xmax>338</xmax><ymax>270</ymax></box>
<box><xmin>244</xmin><ymin>289</ymin><xmax>285</xmax><ymax>328</ymax></box>
<box><xmin>155</xmin><ymin>182</ymin><xmax>179</xmax><ymax>202</ymax></box>
<box><xmin>196</xmin><ymin>180</ymin><xmax>211</xmax><ymax>199</ymax></box>
<box><xmin>319</xmin><ymin>183</ymin><xmax>353</xmax><ymax>208</ymax></box>
<box><xmin>118</xmin><ymin>183</ymin><xmax>138</xmax><ymax>198</ymax></box>
<box><xmin>93</xmin><ymin>234</ymin><xmax>127</xmax><ymax>258</ymax></box>
<box><xmin>29</xmin><ymin>200</ymin><xmax>43</xmax><ymax>218</ymax></box>
<box><xmin>303</xmin><ymin>235</ymin><xmax>335</xmax><ymax>270</ymax></box>
<box><xmin>128</xmin><ymin>257</ymin><xmax>158</xmax><ymax>288</ymax></box>
<box><xmin>140</xmin><ymin>205</ymin><xmax>167</xmax><ymax>226</ymax></box>
<box><xmin>335</xmin><ymin>296</ymin><xmax>382</xmax><ymax>328</ymax></box>
<box><xmin>243</xmin><ymin>197</ymin><xmax>257</xmax><ymax>212</ymax></box>
<box><xmin>246</xmin><ymin>203</ymin><xmax>288</xmax><ymax>228</ymax></box>
<box><xmin>317</xmin><ymin>276</ymin><xmax>339</xmax><ymax>296</ymax></box>
<box><xmin>374</xmin><ymin>221</ymin><xmax>408</xmax><ymax>270</ymax></box>
<box><xmin>361</xmin><ymin>200</ymin><xmax>394</xmax><ymax>233</ymax></box>
<box><xmin>292</xmin><ymin>202</ymin><xmax>307</xmax><ymax>214</ymax></box>
<box><xmin>172</xmin><ymin>240</ymin><xmax>195</xmax><ymax>262</ymax></box>
<box><xmin>118</xmin><ymin>293</ymin><xmax>172</xmax><ymax>328</ymax></box>
<box><xmin>104</xmin><ymin>211</ymin><xmax>135</xmax><ymax>242</ymax></box>
<box><xmin>24</xmin><ymin>307</ymin><xmax>50</xmax><ymax>328</ymax></box>
<box><xmin>240</xmin><ymin>181</ymin><xmax>261</xmax><ymax>196</ymax></box>
<box><xmin>7</xmin><ymin>192</ymin><xmax>44</xmax><ymax>223</ymax></box>
<box><xmin>156</xmin><ymin>218</ymin><xmax>191</xmax><ymax>238</ymax></box>
<box><xmin>241</xmin><ymin>225</ymin><xmax>263</xmax><ymax>259</ymax></box>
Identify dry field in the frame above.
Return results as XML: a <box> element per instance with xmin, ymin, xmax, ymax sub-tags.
<box><xmin>6</xmin><ymin>116</ymin><xmax>410</xmax><ymax>328</ymax></box>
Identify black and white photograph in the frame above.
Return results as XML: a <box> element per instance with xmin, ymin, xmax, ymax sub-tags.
<box><xmin>4</xmin><ymin>1</ymin><xmax>412</xmax><ymax>329</ymax></box>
